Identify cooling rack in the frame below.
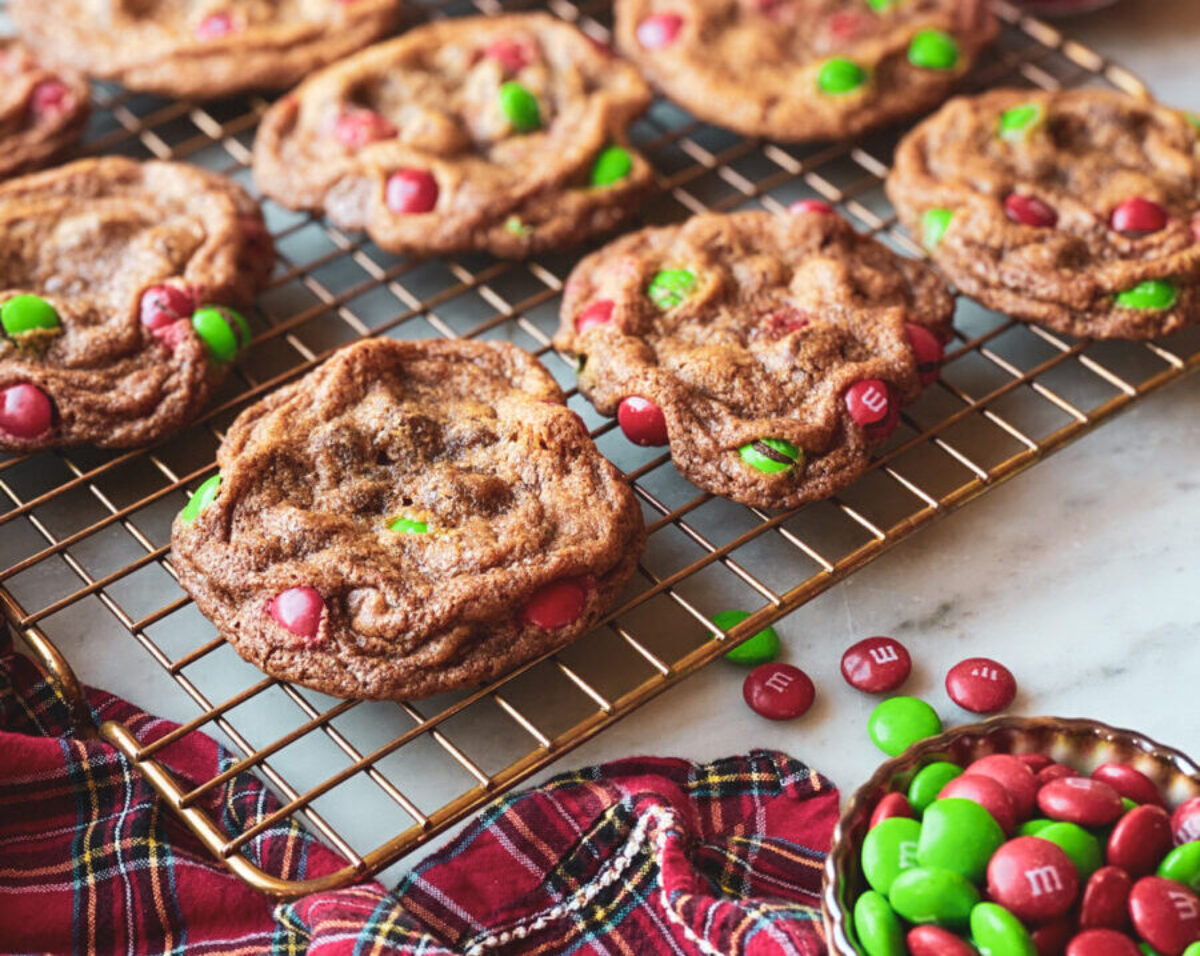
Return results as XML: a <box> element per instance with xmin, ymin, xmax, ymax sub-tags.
<box><xmin>2</xmin><ymin>0</ymin><xmax>1196</xmax><ymax>898</ymax></box>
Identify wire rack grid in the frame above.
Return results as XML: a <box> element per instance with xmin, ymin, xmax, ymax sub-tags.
<box><xmin>1</xmin><ymin>0</ymin><xmax>1197</xmax><ymax>897</ymax></box>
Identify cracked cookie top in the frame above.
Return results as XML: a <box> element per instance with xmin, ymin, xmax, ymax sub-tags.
<box><xmin>614</xmin><ymin>0</ymin><xmax>997</xmax><ymax>142</ymax></box>
<box><xmin>554</xmin><ymin>209</ymin><xmax>955</xmax><ymax>510</ymax></box>
<box><xmin>253</xmin><ymin>13</ymin><xmax>654</xmax><ymax>259</ymax></box>
<box><xmin>0</xmin><ymin>157</ymin><xmax>274</xmax><ymax>452</ymax></box>
<box><xmin>171</xmin><ymin>337</ymin><xmax>646</xmax><ymax>701</ymax></box>
<box><xmin>888</xmin><ymin>88</ymin><xmax>1200</xmax><ymax>339</ymax></box>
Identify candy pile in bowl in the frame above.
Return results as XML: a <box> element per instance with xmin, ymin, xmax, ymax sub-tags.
<box><xmin>825</xmin><ymin>718</ymin><xmax>1200</xmax><ymax>956</ymax></box>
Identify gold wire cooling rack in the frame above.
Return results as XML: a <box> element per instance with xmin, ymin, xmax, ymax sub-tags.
<box><xmin>1</xmin><ymin>0</ymin><xmax>1196</xmax><ymax>899</ymax></box>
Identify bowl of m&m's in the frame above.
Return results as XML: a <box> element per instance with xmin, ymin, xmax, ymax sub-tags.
<box><xmin>823</xmin><ymin>716</ymin><xmax>1200</xmax><ymax>956</ymax></box>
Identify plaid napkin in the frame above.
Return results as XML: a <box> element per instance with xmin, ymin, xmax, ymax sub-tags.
<box><xmin>0</xmin><ymin>633</ymin><xmax>838</xmax><ymax>954</ymax></box>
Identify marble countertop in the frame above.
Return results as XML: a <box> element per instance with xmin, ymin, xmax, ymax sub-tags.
<box><xmin>23</xmin><ymin>0</ymin><xmax>1200</xmax><ymax>883</ymax></box>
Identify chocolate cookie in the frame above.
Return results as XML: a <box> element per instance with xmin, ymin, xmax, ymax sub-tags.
<box><xmin>253</xmin><ymin>14</ymin><xmax>654</xmax><ymax>259</ymax></box>
<box><xmin>614</xmin><ymin>0</ymin><xmax>997</xmax><ymax>142</ymax></box>
<box><xmin>553</xmin><ymin>208</ymin><xmax>955</xmax><ymax>510</ymax></box>
<box><xmin>10</xmin><ymin>0</ymin><xmax>402</xmax><ymax>100</ymax></box>
<box><xmin>887</xmin><ymin>89</ymin><xmax>1200</xmax><ymax>340</ymax></box>
<box><xmin>171</xmin><ymin>338</ymin><xmax>645</xmax><ymax>701</ymax></box>
<box><xmin>0</xmin><ymin>157</ymin><xmax>274</xmax><ymax>452</ymax></box>
<box><xmin>0</xmin><ymin>40</ymin><xmax>90</xmax><ymax>179</ymax></box>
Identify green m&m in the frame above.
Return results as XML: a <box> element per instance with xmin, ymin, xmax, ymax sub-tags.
<box><xmin>181</xmin><ymin>474</ymin><xmax>222</xmax><ymax>524</ymax></box>
<box><xmin>389</xmin><ymin>516</ymin><xmax>429</xmax><ymax>534</ymax></box>
<box><xmin>711</xmin><ymin>609</ymin><xmax>781</xmax><ymax>665</ymax></box>
<box><xmin>971</xmin><ymin>902</ymin><xmax>1036</xmax><ymax>956</ymax></box>
<box><xmin>591</xmin><ymin>146</ymin><xmax>633</xmax><ymax>187</ymax></box>
<box><xmin>918</xmin><ymin>798</ymin><xmax>1006</xmax><ymax>883</ymax></box>
<box><xmin>499</xmin><ymin>81</ymin><xmax>541</xmax><ymax>132</ymax></box>
<box><xmin>908</xmin><ymin>30</ymin><xmax>960</xmax><ymax>71</ymax></box>
<box><xmin>998</xmin><ymin>103</ymin><xmax>1044</xmax><ymax>143</ymax></box>
<box><xmin>1017</xmin><ymin>818</ymin><xmax>1055</xmax><ymax>837</ymax></box>
<box><xmin>854</xmin><ymin>890</ymin><xmax>906</xmax><ymax>956</ymax></box>
<box><xmin>907</xmin><ymin>761</ymin><xmax>964</xmax><ymax>813</ymax></box>
<box><xmin>191</xmin><ymin>306</ymin><xmax>251</xmax><ymax>363</ymax></box>
<box><xmin>863</xmin><ymin>816</ymin><xmax>922</xmax><ymax>894</ymax></box>
<box><xmin>1</xmin><ymin>294</ymin><xmax>60</xmax><ymax>336</ymax></box>
<box><xmin>866</xmin><ymin>0</ymin><xmax>895</xmax><ymax>10</ymax></box>
<box><xmin>504</xmin><ymin>215</ymin><xmax>531</xmax><ymax>237</ymax></box>
<box><xmin>818</xmin><ymin>57</ymin><xmax>867</xmax><ymax>95</ymax></box>
<box><xmin>738</xmin><ymin>438</ymin><xmax>802</xmax><ymax>474</ymax></box>
<box><xmin>1034</xmin><ymin>821</ymin><xmax>1102</xmax><ymax>880</ymax></box>
<box><xmin>647</xmin><ymin>268</ymin><xmax>697</xmax><ymax>310</ymax></box>
<box><xmin>1183</xmin><ymin>943</ymin><xmax>1200</xmax><ymax>956</ymax></box>
<box><xmin>867</xmin><ymin>696</ymin><xmax>942</xmax><ymax>756</ymax></box>
<box><xmin>889</xmin><ymin>866</ymin><xmax>979</xmax><ymax>928</ymax></box>
<box><xmin>1115</xmin><ymin>279</ymin><xmax>1178</xmax><ymax>311</ymax></box>
<box><xmin>1158</xmin><ymin>841</ymin><xmax>1200</xmax><ymax>891</ymax></box>
<box><xmin>923</xmin><ymin>208</ymin><xmax>954</xmax><ymax>249</ymax></box>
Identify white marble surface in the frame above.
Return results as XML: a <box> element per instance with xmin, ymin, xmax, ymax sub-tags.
<box><xmin>18</xmin><ymin>0</ymin><xmax>1200</xmax><ymax>883</ymax></box>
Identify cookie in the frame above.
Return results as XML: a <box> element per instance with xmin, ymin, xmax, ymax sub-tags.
<box><xmin>171</xmin><ymin>338</ymin><xmax>646</xmax><ymax>701</ymax></box>
<box><xmin>10</xmin><ymin>0</ymin><xmax>402</xmax><ymax>100</ymax></box>
<box><xmin>253</xmin><ymin>14</ymin><xmax>654</xmax><ymax>259</ymax></box>
<box><xmin>887</xmin><ymin>88</ymin><xmax>1200</xmax><ymax>340</ymax></box>
<box><xmin>553</xmin><ymin>209</ymin><xmax>955</xmax><ymax>510</ymax></box>
<box><xmin>614</xmin><ymin>0</ymin><xmax>998</xmax><ymax>142</ymax></box>
<box><xmin>0</xmin><ymin>157</ymin><xmax>274</xmax><ymax>452</ymax></box>
<box><xmin>0</xmin><ymin>40</ymin><xmax>90</xmax><ymax>180</ymax></box>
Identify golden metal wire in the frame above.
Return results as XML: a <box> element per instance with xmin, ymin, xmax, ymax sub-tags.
<box><xmin>1</xmin><ymin>0</ymin><xmax>1193</xmax><ymax>899</ymax></box>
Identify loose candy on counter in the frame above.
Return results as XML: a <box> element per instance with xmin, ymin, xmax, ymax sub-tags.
<box><xmin>1159</xmin><ymin>843</ymin><xmax>1200</xmax><ymax>893</ymax></box>
<box><xmin>987</xmin><ymin>836</ymin><xmax>1079</xmax><ymax>923</ymax></box>
<box><xmin>869</xmin><ymin>697</ymin><xmax>943</xmax><ymax>757</ymax></box>
<box><xmin>1067</xmin><ymin>930</ymin><xmax>1143</xmax><ymax>956</ymax></box>
<box><xmin>939</xmin><ymin>774</ymin><xmax>1018</xmax><ymax>835</ymax></box>
<box><xmin>742</xmin><ymin>663</ymin><xmax>814</xmax><ymax>720</ymax></box>
<box><xmin>918</xmin><ymin>798</ymin><xmax>1006</xmax><ymax>884</ymax></box>
<box><xmin>907</xmin><ymin>924</ymin><xmax>978</xmax><ymax>956</ymax></box>
<box><xmin>1038</xmin><ymin>777</ymin><xmax>1126</xmax><ymax>828</ymax></box>
<box><xmin>1092</xmin><ymin>764</ymin><xmax>1166</xmax><ymax>809</ymax></box>
<box><xmin>909</xmin><ymin>762</ymin><xmax>965</xmax><ymax>813</ymax></box>
<box><xmin>871</xmin><ymin>792</ymin><xmax>918</xmax><ymax>829</ymax></box>
<box><xmin>712</xmin><ymin>610</ymin><xmax>781</xmax><ymax>666</ymax></box>
<box><xmin>1080</xmin><ymin>866</ymin><xmax>1134</xmax><ymax>931</ymax></box>
<box><xmin>970</xmin><ymin>754</ymin><xmax>1040</xmax><ymax>821</ymax></box>
<box><xmin>945</xmin><ymin>657</ymin><xmax>1017</xmax><ymax>714</ymax></box>
<box><xmin>863</xmin><ymin>816</ymin><xmax>922</xmax><ymax>894</ymax></box>
<box><xmin>1128</xmin><ymin>877</ymin><xmax>1200</xmax><ymax>956</ymax></box>
<box><xmin>842</xmin><ymin>636</ymin><xmax>912</xmax><ymax>694</ymax></box>
<box><xmin>1109</xmin><ymin>806</ymin><xmax>1175</xmax><ymax>879</ymax></box>
<box><xmin>1037</xmin><ymin>822</ymin><xmax>1104</xmax><ymax>882</ymax></box>
<box><xmin>856</xmin><ymin>889</ymin><xmax>908</xmax><ymax>956</ymax></box>
<box><xmin>971</xmin><ymin>901</ymin><xmax>1037</xmax><ymax>956</ymax></box>
<box><xmin>889</xmin><ymin>866</ymin><xmax>980</xmax><ymax>928</ymax></box>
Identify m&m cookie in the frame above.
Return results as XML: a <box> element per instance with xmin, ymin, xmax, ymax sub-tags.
<box><xmin>888</xmin><ymin>89</ymin><xmax>1200</xmax><ymax>340</ymax></box>
<box><xmin>171</xmin><ymin>338</ymin><xmax>646</xmax><ymax>701</ymax></box>
<box><xmin>253</xmin><ymin>14</ymin><xmax>655</xmax><ymax>259</ymax></box>
<box><xmin>0</xmin><ymin>40</ymin><xmax>90</xmax><ymax>179</ymax></box>
<box><xmin>0</xmin><ymin>157</ymin><xmax>273</xmax><ymax>452</ymax></box>
<box><xmin>554</xmin><ymin>210</ymin><xmax>954</xmax><ymax>509</ymax></box>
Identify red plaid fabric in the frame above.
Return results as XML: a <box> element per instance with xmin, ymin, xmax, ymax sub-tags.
<box><xmin>0</xmin><ymin>633</ymin><xmax>838</xmax><ymax>954</ymax></box>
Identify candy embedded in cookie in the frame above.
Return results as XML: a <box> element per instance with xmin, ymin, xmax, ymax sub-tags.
<box><xmin>10</xmin><ymin>0</ymin><xmax>402</xmax><ymax>100</ymax></box>
<box><xmin>888</xmin><ymin>89</ymin><xmax>1200</xmax><ymax>340</ymax></box>
<box><xmin>252</xmin><ymin>14</ymin><xmax>655</xmax><ymax>259</ymax></box>
<box><xmin>170</xmin><ymin>338</ymin><xmax>646</xmax><ymax>701</ymax></box>
<box><xmin>614</xmin><ymin>0</ymin><xmax>997</xmax><ymax>142</ymax></box>
<box><xmin>554</xmin><ymin>210</ymin><xmax>955</xmax><ymax>510</ymax></box>
<box><xmin>0</xmin><ymin>39</ymin><xmax>90</xmax><ymax>179</ymax></box>
<box><xmin>0</xmin><ymin>157</ymin><xmax>274</xmax><ymax>452</ymax></box>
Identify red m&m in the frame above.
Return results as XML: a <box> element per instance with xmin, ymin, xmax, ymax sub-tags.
<box><xmin>483</xmin><ymin>37</ymin><xmax>534</xmax><ymax>73</ymax></box>
<box><xmin>196</xmin><ymin>11</ymin><xmax>237</xmax><ymax>39</ymax></box>
<box><xmin>29</xmin><ymin>80</ymin><xmax>73</xmax><ymax>121</ymax></box>
<box><xmin>386</xmin><ymin>169</ymin><xmax>439</xmax><ymax>214</ymax></box>
<box><xmin>268</xmin><ymin>587</ymin><xmax>325</xmax><ymax>640</ymax></box>
<box><xmin>1108</xmin><ymin>805</ymin><xmax>1175</xmax><ymax>878</ymax></box>
<box><xmin>523</xmin><ymin>578</ymin><xmax>588</xmax><ymax>629</ymax></box>
<box><xmin>141</xmin><ymin>285</ymin><xmax>195</xmax><ymax>334</ymax></box>
<box><xmin>636</xmin><ymin>13</ymin><xmax>684</xmax><ymax>48</ymax></box>
<box><xmin>969</xmin><ymin>754</ymin><xmax>1039</xmax><ymax>820</ymax></box>
<box><xmin>1005</xmin><ymin>193</ymin><xmax>1059</xmax><ymax>228</ymax></box>
<box><xmin>870</xmin><ymin>792</ymin><xmax>916</xmax><ymax>829</ymax></box>
<box><xmin>1080</xmin><ymin>866</ymin><xmax>1133</xmax><ymax>931</ymax></box>
<box><xmin>845</xmin><ymin>379</ymin><xmax>899</xmax><ymax>439</ymax></box>
<box><xmin>575</xmin><ymin>299</ymin><xmax>615</xmax><ymax>332</ymax></box>
<box><xmin>333</xmin><ymin>109</ymin><xmax>397</xmax><ymax>149</ymax></box>
<box><xmin>1067</xmin><ymin>929</ymin><xmax>1142</xmax><ymax>956</ymax></box>
<box><xmin>789</xmin><ymin>198</ymin><xmax>836</xmax><ymax>216</ymax></box>
<box><xmin>905</xmin><ymin>323</ymin><xmax>944</xmax><ymax>386</ymax></box>
<box><xmin>743</xmin><ymin>663</ymin><xmax>815</xmax><ymax>720</ymax></box>
<box><xmin>939</xmin><ymin>773</ymin><xmax>1018</xmax><ymax>834</ymax></box>
<box><xmin>987</xmin><ymin>836</ymin><xmax>1079</xmax><ymax>922</ymax></box>
<box><xmin>1128</xmin><ymin>877</ymin><xmax>1200</xmax><ymax>956</ymax></box>
<box><xmin>1173</xmin><ymin>798</ymin><xmax>1200</xmax><ymax>846</ymax></box>
<box><xmin>617</xmin><ymin>396</ymin><xmax>669</xmax><ymax>446</ymax></box>
<box><xmin>1038</xmin><ymin>777</ymin><xmax>1125</xmax><ymax>828</ymax></box>
<box><xmin>1111</xmin><ymin>198</ymin><xmax>1169</xmax><ymax>237</ymax></box>
<box><xmin>945</xmin><ymin>656</ymin><xmax>1017</xmax><ymax>714</ymax></box>
<box><xmin>840</xmin><ymin>636</ymin><xmax>911</xmax><ymax>694</ymax></box>
<box><xmin>0</xmin><ymin>383</ymin><xmax>54</xmax><ymax>440</ymax></box>
<box><xmin>1092</xmin><ymin>763</ymin><xmax>1166</xmax><ymax>809</ymax></box>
